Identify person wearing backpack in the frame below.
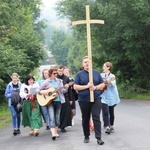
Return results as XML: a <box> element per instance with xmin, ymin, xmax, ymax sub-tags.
<box><xmin>5</xmin><ymin>73</ymin><xmax>22</xmax><ymax>136</ymax></box>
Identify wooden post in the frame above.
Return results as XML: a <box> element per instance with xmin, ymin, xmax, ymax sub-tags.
<box><xmin>72</xmin><ymin>5</ymin><xmax>104</xmax><ymax>102</ymax></box>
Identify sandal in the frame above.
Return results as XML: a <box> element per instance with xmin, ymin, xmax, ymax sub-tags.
<box><xmin>29</xmin><ymin>130</ymin><xmax>34</xmax><ymax>136</ymax></box>
<box><xmin>33</xmin><ymin>130</ymin><xmax>39</xmax><ymax>136</ymax></box>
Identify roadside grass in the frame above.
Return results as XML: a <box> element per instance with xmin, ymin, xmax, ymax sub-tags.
<box><xmin>0</xmin><ymin>103</ymin><xmax>11</xmax><ymax>129</ymax></box>
<box><xmin>118</xmin><ymin>83</ymin><xmax>150</xmax><ymax>100</ymax></box>
<box><xmin>120</xmin><ymin>92</ymin><xmax>150</xmax><ymax>100</ymax></box>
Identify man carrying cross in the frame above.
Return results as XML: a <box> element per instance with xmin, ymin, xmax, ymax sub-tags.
<box><xmin>74</xmin><ymin>56</ymin><xmax>106</xmax><ymax>145</ymax></box>
<box><xmin>73</xmin><ymin>5</ymin><xmax>106</xmax><ymax>145</ymax></box>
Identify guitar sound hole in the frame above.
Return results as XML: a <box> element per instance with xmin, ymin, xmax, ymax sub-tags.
<box><xmin>48</xmin><ymin>92</ymin><xmax>52</xmax><ymax>96</ymax></box>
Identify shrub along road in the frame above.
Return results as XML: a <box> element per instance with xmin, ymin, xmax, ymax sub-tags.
<box><xmin>0</xmin><ymin>99</ymin><xmax>150</xmax><ymax>150</ymax></box>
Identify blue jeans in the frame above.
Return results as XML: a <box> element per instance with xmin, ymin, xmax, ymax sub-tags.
<box><xmin>10</xmin><ymin>105</ymin><xmax>21</xmax><ymax>129</ymax></box>
<box><xmin>41</xmin><ymin>106</ymin><xmax>50</xmax><ymax>127</ymax></box>
<box><xmin>48</xmin><ymin>101</ymin><xmax>61</xmax><ymax>128</ymax></box>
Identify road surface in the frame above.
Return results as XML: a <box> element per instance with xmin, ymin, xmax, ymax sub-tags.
<box><xmin>0</xmin><ymin>99</ymin><xmax>150</xmax><ymax>150</ymax></box>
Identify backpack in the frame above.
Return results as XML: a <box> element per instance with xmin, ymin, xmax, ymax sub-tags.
<box><xmin>11</xmin><ymin>89</ymin><xmax>21</xmax><ymax>108</ymax></box>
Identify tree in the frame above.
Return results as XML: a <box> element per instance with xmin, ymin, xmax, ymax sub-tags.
<box><xmin>0</xmin><ymin>0</ymin><xmax>46</xmax><ymax>101</ymax></box>
<box><xmin>49</xmin><ymin>30</ymin><xmax>70</xmax><ymax>66</ymax></box>
<box><xmin>55</xmin><ymin>0</ymin><xmax>150</xmax><ymax>90</ymax></box>
<box><xmin>97</xmin><ymin>0</ymin><xmax>150</xmax><ymax>89</ymax></box>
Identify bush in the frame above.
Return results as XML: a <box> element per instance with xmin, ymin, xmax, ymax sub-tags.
<box><xmin>118</xmin><ymin>82</ymin><xmax>150</xmax><ymax>100</ymax></box>
<box><xmin>0</xmin><ymin>102</ymin><xmax>11</xmax><ymax>129</ymax></box>
<box><xmin>0</xmin><ymin>79</ymin><xmax>6</xmax><ymax>103</ymax></box>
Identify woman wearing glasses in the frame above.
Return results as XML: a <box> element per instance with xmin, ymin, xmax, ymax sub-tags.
<box><xmin>39</xmin><ymin>67</ymin><xmax>69</xmax><ymax>140</ymax></box>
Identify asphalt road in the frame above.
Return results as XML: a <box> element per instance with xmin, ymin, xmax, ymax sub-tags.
<box><xmin>0</xmin><ymin>99</ymin><xmax>150</xmax><ymax>150</ymax></box>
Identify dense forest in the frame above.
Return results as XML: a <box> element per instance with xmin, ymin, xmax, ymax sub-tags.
<box><xmin>49</xmin><ymin>0</ymin><xmax>150</xmax><ymax>93</ymax></box>
<box><xmin>0</xmin><ymin>0</ymin><xmax>150</xmax><ymax>101</ymax></box>
<box><xmin>0</xmin><ymin>0</ymin><xmax>46</xmax><ymax>101</ymax></box>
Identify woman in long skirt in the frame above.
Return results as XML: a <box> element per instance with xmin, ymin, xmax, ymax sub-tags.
<box><xmin>20</xmin><ymin>74</ymin><xmax>42</xmax><ymax>136</ymax></box>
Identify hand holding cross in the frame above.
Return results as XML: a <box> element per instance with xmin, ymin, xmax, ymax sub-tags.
<box><xmin>72</xmin><ymin>5</ymin><xmax>104</xmax><ymax>102</ymax></box>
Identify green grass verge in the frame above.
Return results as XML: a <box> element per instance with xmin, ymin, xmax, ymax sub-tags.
<box><xmin>0</xmin><ymin>103</ymin><xmax>11</xmax><ymax>129</ymax></box>
<box><xmin>118</xmin><ymin>83</ymin><xmax>150</xmax><ymax>100</ymax></box>
<box><xmin>119</xmin><ymin>91</ymin><xmax>150</xmax><ymax>100</ymax></box>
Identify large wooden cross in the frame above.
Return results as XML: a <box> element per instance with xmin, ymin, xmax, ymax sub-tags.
<box><xmin>72</xmin><ymin>5</ymin><xmax>104</xmax><ymax>102</ymax></box>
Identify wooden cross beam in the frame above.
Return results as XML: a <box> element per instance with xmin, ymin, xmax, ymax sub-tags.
<box><xmin>72</xmin><ymin>5</ymin><xmax>104</xmax><ymax>102</ymax></box>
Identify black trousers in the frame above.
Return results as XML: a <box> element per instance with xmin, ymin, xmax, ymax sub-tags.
<box><xmin>102</xmin><ymin>103</ymin><xmax>115</xmax><ymax>127</ymax></box>
<box><xmin>79</xmin><ymin>97</ymin><xmax>102</xmax><ymax>140</ymax></box>
<box><xmin>59</xmin><ymin>97</ymin><xmax>72</xmax><ymax>129</ymax></box>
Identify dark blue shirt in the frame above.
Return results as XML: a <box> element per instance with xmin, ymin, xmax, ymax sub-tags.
<box><xmin>74</xmin><ymin>69</ymin><xmax>103</xmax><ymax>102</ymax></box>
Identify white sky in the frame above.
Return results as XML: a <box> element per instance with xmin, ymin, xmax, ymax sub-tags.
<box><xmin>41</xmin><ymin>0</ymin><xmax>56</xmax><ymax>10</ymax></box>
<box><xmin>41</xmin><ymin>0</ymin><xmax>68</xmax><ymax>29</ymax></box>
<box><xmin>40</xmin><ymin>0</ymin><xmax>57</xmax><ymax>20</ymax></box>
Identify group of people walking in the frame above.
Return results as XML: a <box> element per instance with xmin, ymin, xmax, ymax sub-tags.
<box><xmin>5</xmin><ymin>56</ymin><xmax>120</xmax><ymax>145</ymax></box>
<box><xmin>5</xmin><ymin>66</ymin><xmax>75</xmax><ymax>139</ymax></box>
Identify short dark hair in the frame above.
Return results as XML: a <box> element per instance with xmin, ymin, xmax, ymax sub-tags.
<box><xmin>57</xmin><ymin>65</ymin><xmax>64</xmax><ymax>69</ymax></box>
<box><xmin>24</xmin><ymin>74</ymin><xmax>35</xmax><ymax>85</ymax></box>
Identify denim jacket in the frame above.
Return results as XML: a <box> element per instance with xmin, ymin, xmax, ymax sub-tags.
<box><xmin>5</xmin><ymin>82</ymin><xmax>22</xmax><ymax>107</ymax></box>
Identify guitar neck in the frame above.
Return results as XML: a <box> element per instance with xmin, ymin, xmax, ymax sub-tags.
<box><xmin>55</xmin><ymin>85</ymin><xmax>66</xmax><ymax>92</ymax></box>
<box><xmin>53</xmin><ymin>81</ymin><xmax>72</xmax><ymax>93</ymax></box>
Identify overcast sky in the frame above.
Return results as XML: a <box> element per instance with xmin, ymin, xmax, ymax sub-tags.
<box><xmin>40</xmin><ymin>0</ymin><xmax>57</xmax><ymax>21</ymax></box>
<box><xmin>40</xmin><ymin>0</ymin><xmax>68</xmax><ymax>28</ymax></box>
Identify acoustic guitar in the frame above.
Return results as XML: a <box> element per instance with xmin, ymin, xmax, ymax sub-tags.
<box><xmin>37</xmin><ymin>84</ymin><xmax>70</xmax><ymax>106</ymax></box>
